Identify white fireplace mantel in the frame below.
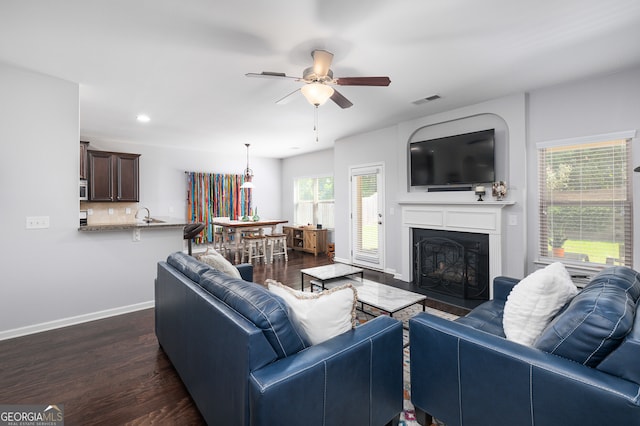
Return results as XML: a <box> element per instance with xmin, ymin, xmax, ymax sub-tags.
<box><xmin>398</xmin><ymin>200</ymin><xmax>515</xmax><ymax>299</ymax></box>
<box><xmin>397</xmin><ymin>200</ymin><xmax>515</xmax><ymax>207</ymax></box>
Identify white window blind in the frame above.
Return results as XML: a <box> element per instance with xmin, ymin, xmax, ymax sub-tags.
<box><xmin>353</xmin><ymin>171</ymin><xmax>379</xmax><ymax>259</ymax></box>
<box><xmin>294</xmin><ymin>176</ymin><xmax>334</xmax><ymax>228</ymax></box>
<box><xmin>538</xmin><ymin>136</ymin><xmax>633</xmax><ymax>267</ymax></box>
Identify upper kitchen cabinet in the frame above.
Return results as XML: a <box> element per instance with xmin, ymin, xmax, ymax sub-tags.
<box><xmin>88</xmin><ymin>150</ymin><xmax>140</xmax><ymax>202</ymax></box>
<box><xmin>80</xmin><ymin>141</ymin><xmax>89</xmax><ymax>180</ymax></box>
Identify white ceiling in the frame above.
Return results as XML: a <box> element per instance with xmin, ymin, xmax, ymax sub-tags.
<box><xmin>1</xmin><ymin>0</ymin><xmax>640</xmax><ymax>158</ymax></box>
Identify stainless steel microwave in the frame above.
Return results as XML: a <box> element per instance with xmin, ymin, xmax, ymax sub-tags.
<box><xmin>79</xmin><ymin>180</ymin><xmax>88</xmax><ymax>200</ymax></box>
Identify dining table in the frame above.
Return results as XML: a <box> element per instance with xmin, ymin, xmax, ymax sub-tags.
<box><xmin>210</xmin><ymin>219</ymin><xmax>288</xmax><ymax>263</ymax></box>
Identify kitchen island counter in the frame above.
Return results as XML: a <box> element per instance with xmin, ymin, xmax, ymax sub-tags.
<box><xmin>78</xmin><ymin>217</ymin><xmax>189</xmax><ymax>232</ymax></box>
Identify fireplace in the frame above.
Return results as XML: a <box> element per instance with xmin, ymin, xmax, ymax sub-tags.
<box><xmin>413</xmin><ymin>229</ymin><xmax>489</xmax><ymax>300</ymax></box>
<box><xmin>400</xmin><ymin>201</ymin><xmax>512</xmax><ymax>301</ymax></box>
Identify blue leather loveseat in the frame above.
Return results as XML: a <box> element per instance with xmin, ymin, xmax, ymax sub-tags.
<box><xmin>409</xmin><ymin>266</ymin><xmax>640</xmax><ymax>426</ymax></box>
<box><xmin>155</xmin><ymin>252</ymin><xmax>403</xmax><ymax>426</ymax></box>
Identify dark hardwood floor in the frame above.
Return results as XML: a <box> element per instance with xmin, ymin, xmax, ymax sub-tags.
<box><xmin>0</xmin><ymin>251</ymin><xmax>467</xmax><ymax>425</ymax></box>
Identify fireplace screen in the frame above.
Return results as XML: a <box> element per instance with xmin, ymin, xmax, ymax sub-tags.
<box><xmin>413</xmin><ymin>229</ymin><xmax>489</xmax><ymax>300</ymax></box>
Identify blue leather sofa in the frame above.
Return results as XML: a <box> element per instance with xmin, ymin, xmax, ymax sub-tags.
<box><xmin>155</xmin><ymin>252</ymin><xmax>403</xmax><ymax>426</ymax></box>
<box><xmin>409</xmin><ymin>266</ymin><xmax>640</xmax><ymax>426</ymax></box>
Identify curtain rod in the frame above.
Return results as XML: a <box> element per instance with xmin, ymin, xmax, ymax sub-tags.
<box><xmin>184</xmin><ymin>171</ymin><xmax>243</xmax><ymax>174</ymax></box>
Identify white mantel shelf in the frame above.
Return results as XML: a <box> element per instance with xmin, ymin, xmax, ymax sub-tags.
<box><xmin>397</xmin><ymin>200</ymin><xmax>515</xmax><ymax>206</ymax></box>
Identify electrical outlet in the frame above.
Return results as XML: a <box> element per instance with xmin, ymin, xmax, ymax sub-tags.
<box><xmin>125</xmin><ymin>208</ymin><xmax>131</xmax><ymax>215</ymax></box>
<box><xmin>508</xmin><ymin>214</ymin><xmax>518</xmax><ymax>226</ymax></box>
<box><xmin>108</xmin><ymin>208</ymin><xmax>114</xmax><ymax>215</ymax></box>
<box><xmin>26</xmin><ymin>216</ymin><xmax>50</xmax><ymax>229</ymax></box>
<box><xmin>133</xmin><ymin>228</ymin><xmax>141</xmax><ymax>242</ymax></box>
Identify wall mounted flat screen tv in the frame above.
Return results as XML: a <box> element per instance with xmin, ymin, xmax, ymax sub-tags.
<box><xmin>410</xmin><ymin>129</ymin><xmax>495</xmax><ymax>187</ymax></box>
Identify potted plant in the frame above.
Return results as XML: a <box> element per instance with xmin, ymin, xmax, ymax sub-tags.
<box><xmin>549</xmin><ymin>228</ymin><xmax>568</xmax><ymax>257</ymax></box>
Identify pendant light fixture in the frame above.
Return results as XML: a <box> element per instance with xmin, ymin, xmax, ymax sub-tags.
<box><xmin>240</xmin><ymin>143</ymin><xmax>254</xmax><ymax>189</ymax></box>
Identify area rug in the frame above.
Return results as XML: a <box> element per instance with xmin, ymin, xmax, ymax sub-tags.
<box><xmin>356</xmin><ymin>305</ymin><xmax>458</xmax><ymax>426</ymax></box>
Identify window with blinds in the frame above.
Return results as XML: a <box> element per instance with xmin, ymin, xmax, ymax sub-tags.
<box><xmin>294</xmin><ymin>176</ymin><xmax>334</xmax><ymax>228</ymax></box>
<box><xmin>538</xmin><ymin>136</ymin><xmax>633</xmax><ymax>267</ymax></box>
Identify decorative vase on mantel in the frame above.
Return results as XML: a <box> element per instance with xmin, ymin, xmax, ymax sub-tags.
<box><xmin>492</xmin><ymin>181</ymin><xmax>507</xmax><ymax>201</ymax></box>
<box><xmin>252</xmin><ymin>207</ymin><xmax>260</xmax><ymax>222</ymax></box>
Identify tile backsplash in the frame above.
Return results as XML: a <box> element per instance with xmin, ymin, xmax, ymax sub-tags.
<box><xmin>80</xmin><ymin>202</ymin><xmax>140</xmax><ymax>225</ymax></box>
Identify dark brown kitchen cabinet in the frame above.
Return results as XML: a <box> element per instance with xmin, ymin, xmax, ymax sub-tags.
<box><xmin>80</xmin><ymin>141</ymin><xmax>89</xmax><ymax>179</ymax></box>
<box><xmin>87</xmin><ymin>150</ymin><xmax>140</xmax><ymax>202</ymax></box>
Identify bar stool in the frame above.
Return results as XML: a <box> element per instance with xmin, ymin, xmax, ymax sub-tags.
<box><xmin>212</xmin><ymin>217</ymin><xmax>230</xmax><ymax>255</ymax></box>
<box><xmin>241</xmin><ymin>234</ymin><xmax>267</xmax><ymax>264</ymax></box>
<box><xmin>183</xmin><ymin>223</ymin><xmax>205</xmax><ymax>256</ymax></box>
<box><xmin>267</xmin><ymin>233</ymin><xmax>288</xmax><ymax>263</ymax></box>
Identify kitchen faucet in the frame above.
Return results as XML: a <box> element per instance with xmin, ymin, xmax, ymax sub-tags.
<box><xmin>136</xmin><ymin>207</ymin><xmax>151</xmax><ymax>223</ymax></box>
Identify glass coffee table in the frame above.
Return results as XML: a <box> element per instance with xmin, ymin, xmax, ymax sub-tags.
<box><xmin>300</xmin><ymin>263</ymin><xmax>364</xmax><ymax>292</ymax></box>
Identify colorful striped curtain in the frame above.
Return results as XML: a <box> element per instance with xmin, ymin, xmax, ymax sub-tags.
<box><xmin>186</xmin><ymin>172</ymin><xmax>252</xmax><ymax>244</ymax></box>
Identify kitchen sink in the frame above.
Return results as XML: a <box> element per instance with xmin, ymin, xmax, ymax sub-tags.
<box><xmin>140</xmin><ymin>217</ymin><xmax>166</xmax><ymax>224</ymax></box>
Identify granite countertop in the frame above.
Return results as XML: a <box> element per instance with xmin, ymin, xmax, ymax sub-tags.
<box><xmin>78</xmin><ymin>217</ymin><xmax>189</xmax><ymax>232</ymax></box>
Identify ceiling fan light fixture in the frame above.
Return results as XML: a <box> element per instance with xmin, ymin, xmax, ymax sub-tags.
<box><xmin>301</xmin><ymin>83</ymin><xmax>334</xmax><ymax>106</ymax></box>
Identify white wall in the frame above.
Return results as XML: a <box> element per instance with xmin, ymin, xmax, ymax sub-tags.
<box><xmin>526</xmin><ymin>66</ymin><xmax>640</xmax><ymax>271</ymax></box>
<box><xmin>333</xmin><ymin>126</ymin><xmax>400</xmax><ymax>271</ymax></box>
<box><xmin>0</xmin><ymin>63</ymin><xmax>282</xmax><ymax>339</ymax></box>
<box><xmin>334</xmin><ymin>94</ymin><xmax>527</xmax><ymax>280</ymax></box>
<box><xmin>85</xmin><ymin>140</ymin><xmax>282</xmax><ymax>222</ymax></box>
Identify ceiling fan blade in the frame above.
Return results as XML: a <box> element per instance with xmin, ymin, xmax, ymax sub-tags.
<box><xmin>275</xmin><ymin>88</ymin><xmax>301</xmax><ymax>105</ymax></box>
<box><xmin>335</xmin><ymin>76</ymin><xmax>391</xmax><ymax>86</ymax></box>
<box><xmin>312</xmin><ymin>50</ymin><xmax>334</xmax><ymax>77</ymax></box>
<box><xmin>245</xmin><ymin>72</ymin><xmax>300</xmax><ymax>80</ymax></box>
<box><xmin>330</xmin><ymin>89</ymin><xmax>353</xmax><ymax>109</ymax></box>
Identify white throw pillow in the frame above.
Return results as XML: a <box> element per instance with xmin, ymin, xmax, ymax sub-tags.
<box><xmin>197</xmin><ymin>246</ymin><xmax>242</xmax><ymax>279</ymax></box>
<box><xmin>267</xmin><ymin>279</ymin><xmax>357</xmax><ymax>345</ymax></box>
<box><xmin>503</xmin><ymin>262</ymin><xmax>578</xmax><ymax>346</ymax></box>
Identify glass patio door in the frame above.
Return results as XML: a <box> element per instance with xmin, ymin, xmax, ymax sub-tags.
<box><xmin>350</xmin><ymin>164</ymin><xmax>384</xmax><ymax>270</ymax></box>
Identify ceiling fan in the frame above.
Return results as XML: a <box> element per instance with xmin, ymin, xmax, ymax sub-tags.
<box><xmin>245</xmin><ymin>49</ymin><xmax>391</xmax><ymax>109</ymax></box>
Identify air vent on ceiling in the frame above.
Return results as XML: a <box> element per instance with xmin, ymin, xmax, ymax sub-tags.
<box><xmin>412</xmin><ymin>94</ymin><xmax>441</xmax><ymax>105</ymax></box>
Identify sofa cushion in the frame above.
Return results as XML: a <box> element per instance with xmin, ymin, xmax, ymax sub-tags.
<box><xmin>196</xmin><ymin>246</ymin><xmax>241</xmax><ymax>279</ymax></box>
<box><xmin>199</xmin><ymin>269</ymin><xmax>308</xmax><ymax>358</ymax></box>
<box><xmin>597</xmin><ymin>308</ymin><xmax>640</xmax><ymax>383</ymax></box>
<box><xmin>502</xmin><ymin>262</ymin><xmax>578</xmax><ymax>346</ymax></box>
<box><xmin>534</xmin><ymin>267</ymin><xmax>639</xmax><ymax>367</ymax></box>
<box><xmin>167</xmin><ymin>251</ymin><xmax>210</xmax><ymax>283</ymax></box>
<box><xmin>456</xmin><ymin>300</ymin><xmax>507</xmax><ymax>337</ymax></box>
<box><xmin>267</xmin><ymin>279</ymin><xmax>357</xmax><ymax>345</ymax></box>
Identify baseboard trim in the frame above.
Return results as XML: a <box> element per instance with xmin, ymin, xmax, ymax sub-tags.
<box><xmin>333</xmin><ymin>256</ymin><xmax>351</xmax><ymax>264</ymax></box>
<box><xmin>0</xmin><ymin>301</ymin><xmax>155</xmax><ymax>342</ymax></box>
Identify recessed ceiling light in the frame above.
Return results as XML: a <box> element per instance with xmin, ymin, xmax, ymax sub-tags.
<box><xmin>136</xmin><ymin>114</ymin><xmax>150</xmax><ymax>123</ymax></box>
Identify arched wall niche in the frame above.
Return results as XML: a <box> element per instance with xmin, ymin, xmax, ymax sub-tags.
<box><xmin>407</xmin><ymin>113</ymin><xmax>509</xmax><ymax>191</ymax></box>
